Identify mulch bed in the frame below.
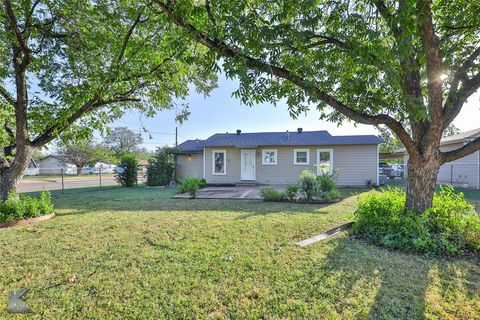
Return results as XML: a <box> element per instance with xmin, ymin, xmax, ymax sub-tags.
<box><xmin>0</xmin><ymin>213</ymin><xmax>56</xmax><ymax>229</ymax></box>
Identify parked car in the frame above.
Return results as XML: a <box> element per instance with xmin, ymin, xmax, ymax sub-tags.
<box><xmin>390</xmin><ymin>164</ymin><xmax>405</xmax><ymax>179</ymax></box>
<box><xmin>379</xmin><ymin>162</ymin><xmax>396</xmax><ymax>179</ymax></box>
<box><xmin>82</xmin><ymin>167</ymin><xmax>96</xmax><ymax>175</ymax></box>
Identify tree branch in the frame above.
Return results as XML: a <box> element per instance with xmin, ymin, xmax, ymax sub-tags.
<box><xmin>441</xmin><ymin>136</ymin><xmax>480</xmax><ymax>164</ymax></box>
<box><xmin>155</xmin><ymin>0</ymin><xmax>420</xmax><ymax>160</ymax></box>
<box><xmin>31</xmin><ymin>96</ymin><xmax>140</xmax><ymax>148</ymax></box>
<box><xmin>0</xmin><ymin>85</ymin><xmax>15</xmax><ymax>106</ymax></box>
<box><xmin>372</xmin><ymin>0</ymin><xmax>402</xmax><ymax>37</ymax></box>
<box><xmin>444</xmin><ymin>46</ymin><xmax>480</xmax><ymax>126</ymax></box>
<box><xmin>417</xmin><ymin>0</ymin><xmax>444</xmax><ymax>126</ymax></box>
<box><xmin>3</xmin><ymin>0</ymin><xmax>32</xmax><ymax>69</ymax></box>
<box><xmin>205</xmin><ymin>0</ymin><xmax>217</xmax><ymax>29</ymax></box>
<box><xmin>22</xmin><ymin>0</ymin><xmax>41</xmax><ymax>33</ymax></box>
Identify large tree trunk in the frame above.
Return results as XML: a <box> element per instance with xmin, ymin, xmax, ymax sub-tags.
<box><xmin>405</xmin><ymin>157</ymin><xmax>441</xmax><ymax>213</ymax></box>
<box><xmin>0</xmin><ymin>147</ymin><xmax>33</xmax><ymax>201</ymax></box>
<box><xmin>76</xmin><ymin>166</ymin><xmax>82</xmax><ymax>176</ymax></box>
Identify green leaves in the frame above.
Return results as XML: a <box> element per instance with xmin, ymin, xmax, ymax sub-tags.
<box><xmin>0</xmin><ymin>0</ymin><xmax>217</xmax><ymax>148</ymax></box>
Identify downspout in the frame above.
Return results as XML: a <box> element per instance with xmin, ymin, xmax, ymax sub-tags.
<box><xmin>203</xmin><ymin>147</ymin><xmax>206</xmax><ymax>180</ymax></box>
<box><xmin>376</xmin><ymin>144</ymin><xmax>380</xmax><ymax>186</ymax></box>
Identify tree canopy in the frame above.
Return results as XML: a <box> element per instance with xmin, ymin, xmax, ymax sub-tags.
<box><xmin>153</xmin><ymin>0</ymin><xmax>480</xmax><ymax>212</ymax></box>
<box><xmin>0</xmin><ymin>0</ymin><xmax>216</xmax><ymax>199</ymax></box>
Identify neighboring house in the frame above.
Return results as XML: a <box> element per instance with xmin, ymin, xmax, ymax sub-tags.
<box><xmin>175</xmin><ymin>129</ymin><xmax>383</xmax><ymax>186</ymax></box>
<box><xmin>403</xmin><ymin>128</ymin><xmax>480</xmax><ymax>189</ymax></box>
<box><xmin>25</xmin><ymin>158</ymin><xmax>40</xmax><ymax>176</ymax></box>
<box><xmin>38</xmin><ymin>155</ymin><xmax>77</xmax><ymax>175</ymax></box>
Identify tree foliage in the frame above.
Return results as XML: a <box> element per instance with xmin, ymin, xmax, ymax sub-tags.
<box><xmin>153</xmin><ymin>0</ymin><xmax>480</xmax><ymax>212</ymax></box>
<box><xmin>146</xmin><ymin>147</ymin><xmax>175</xmax><ymax>186</ymax></box>
<box><xmin>104</xmin><ymin>127</ymin><xmax>144</xmax><ymax>157</ymax></box>
<box><xmin>0</xmin><ymin>0</ymin><xmax>217</xmax><ymax>198</ymax></box>
<box><xmin>117</xmin><ymin>153</ymin><xmax>138</xmax><ymax>187</ymax></box>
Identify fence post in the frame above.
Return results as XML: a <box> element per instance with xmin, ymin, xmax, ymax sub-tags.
<box><xmin>61</xmin><ymin>168</ymin><xmax>65</xmax><ymax>194</ymax></box>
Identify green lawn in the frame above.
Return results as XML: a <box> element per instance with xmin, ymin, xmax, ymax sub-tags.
<box><xmin>1</xmin><ymin>187</ymin><xmax>479</xmax><ymax>319</ymax></box>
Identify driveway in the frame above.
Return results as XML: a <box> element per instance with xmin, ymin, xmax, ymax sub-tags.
<box><xmin>173</xmin><ymin>185</ymin><xmax>284</xmax><ymax>200</ymax></box>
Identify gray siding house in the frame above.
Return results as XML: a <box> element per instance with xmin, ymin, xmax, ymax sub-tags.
<box><xmin>175</xmin><ymin>129</ymin><xmax>383</xmax><ymax>186</ymax></box>
<box><xmin>403</xmin><ymin>128</ymin><xmax>480</xmax><ymax>189</ymax></box>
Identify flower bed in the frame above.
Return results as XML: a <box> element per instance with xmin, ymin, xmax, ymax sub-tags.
<box><xmin>260</xmin><ymin>170</ymin><xmax>342</xmax><ymax>203</ymax></box>
<box><xmin>0</xmin><ymin>191</ymin><xmax>55</xmax><ymax>227</ymax></box>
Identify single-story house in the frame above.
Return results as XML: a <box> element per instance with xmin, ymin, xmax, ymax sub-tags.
<box><xmin>38</xmin><ymin>155</ymin><xmax>77</xmax><ymax>175</ymax></box>
<box><xmin>175</xmin><ymin>129</ymin><xmax>383</xmax><ymax>186</ymax></box>
<box><xmin>25</xmin><ymin>158</ymin><xmax>40</xmax><ymax>176</ymax></box>
<box><xmin>403</xmin><ymin>128</ymin><xmax>480</xmax><ymax>189</ymax></box>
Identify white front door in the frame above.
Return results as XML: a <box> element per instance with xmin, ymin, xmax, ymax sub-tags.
<box><xmin>241</xmin><ymin>150</ymin><xmax>256</xmax><ymax>180</ymax></box>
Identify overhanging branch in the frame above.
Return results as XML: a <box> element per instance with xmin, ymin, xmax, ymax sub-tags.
<box><xmin>0</xmin><ymin>86</ymin><xmax>15</xmax><ymax>106</ymax></box>
<box><xmin>441</xmin><ymin>136</ymin><xmax>480</xmax><ymax>164</ymax></box>
<box><xmin>155</xmin><ymin>0</ymin><xmax>420</xmax><ymax>160</ymax></box>
<box><xmin>31</xmin><ymin>96</ymin><xmax>141</xmax><ymax>148</ymax></box>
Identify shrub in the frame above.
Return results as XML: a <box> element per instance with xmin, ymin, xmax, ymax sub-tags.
<box><xmin>199</xmin><ymin>178</ymin><xmax>207</xmax><ymax>188</ymax></box>
<box><xmin>299</xmin><ymin>170</ymin><xmax>319</xmax><ymax>200</ymax></box>
<box><xmin>316</xmin><ymin>171</ymin><xmax>337</xmax><ymax>192</ymax></box>
<box><xmin>146</xmin><ymin>147</ymin><xmax>175</xmax><ymax>186</ymax></box>
<box><xmin>284</xmin><ymin>183</ymin><xmax>299</xmax><ymax>201</ymax></box>
<box><xmin>0</xmin><ymin>191</ymin><xmax>54</xmax><ymax>224</ymax></box>
<box><xmin>323</xmin><ymin>188</ymin><xmax>341</xmax><ymax>202</ymax></box>
<box><xmin>179</xmin><ymin>177</ymin><xmax>201</xmax><ymax>198</ymax></box>
<box><xmin>352</xmin><ymin>186</ymin><xmax>480</xmax><ymax>256</ymax></box>
<box><xmin>260</xmin><ymin>187</ymin><xmax>285</xmax><ymax>202</ymax></box>
<box><xmin>117</xmin><ymin>153</ymin><xmax>138</xmax><ymax>187</ymax></box>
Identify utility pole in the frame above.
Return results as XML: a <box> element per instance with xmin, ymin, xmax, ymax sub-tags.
<box><xmin>175</xmin><ymin>127</ymin><xmax>178</xmax><ymax>147</ymax></box>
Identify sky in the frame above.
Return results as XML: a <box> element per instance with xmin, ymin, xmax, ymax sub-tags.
<box><xmin>111</xmin><ymin>74</ymin><xmax>480</xmax><ymax>150</ymax></box>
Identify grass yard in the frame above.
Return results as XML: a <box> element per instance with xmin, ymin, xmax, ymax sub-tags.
<box><xmin>1</xmin><ymin>187</ymin><xmax>479</xmax><ymax>319</ymax></box>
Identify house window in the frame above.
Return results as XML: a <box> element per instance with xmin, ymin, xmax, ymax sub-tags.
<box><xmin>317</xmin><ymin>149</ymin><xmax>333</xmax><ymax>175</ymax></box>
<box><xmin>294</xmin><ymin>149</ymin><xmax>310</xmax><ymax>165</ymax></box>
<box><xmin>262</xmin><ymin>149</ymin><xmax>277</xmax><ymax>165</ymax></box>
<box><xmin>212</xmin><ymin>150</ymin><xmax>226</xmax><ymax>175</ymax></box>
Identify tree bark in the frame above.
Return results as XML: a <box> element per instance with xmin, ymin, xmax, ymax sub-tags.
<box><xmin>0</xmin><ymin>147</ymin><xmax>33</xmax><ymax>201</ymax></box>
<box><xmin>76</xmin><ymin>166</ymin><xmax>82</xmax><ymax>176</ymax></box>
<box><xmin>405</xmin><ymin>156</ymin><xmax>441</xmax><ymax>213</ymax></box>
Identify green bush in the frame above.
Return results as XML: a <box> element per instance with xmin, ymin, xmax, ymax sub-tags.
<box><xmin>146</xmin><ymin>147</ymin><xmax>175</xmax><ymax>186</ymax></box>
<box><xmin>199</xmin><ymin>178</ymin><xmax>207</xmax><ymax>188</ymax></box>
<box><xmin>0</xmin><ymin>191</ymin><xmax>54</xmax><ymax>224</ymax></box>
<box><xmin>284</xmin><ymin>183</ymin><xmax>299</xmax><ymax>201</ymax></box>
<box><xmin>353</xmin><ymin>186</ymin><xmax>480</xmax><ymax>256</ymax></box>
<box><xmin>323</xmin><ymin>188</ymin><xmax>341</xmax><ymax>201</ymax></box>
<box><xmin>178</xmin><ymin>177</ymin><xmax>201</xmax><ymax>198</ymax></box>
<box><xmin>316</xmin><ymin>172</ymin><xmax>336</xmax><ymax>192</ymax></box>
<box><xmin>117</xmin><ymin>153</ymin><xmax>138</xmax><ymax>187</ymax></box>
<box><xmin>260</xmin><ymin>187</ymin><xmax>285</xmax><ymax>202</ymax></box>
<box><xmin>298</xmin><ymin>170</ymin><xmax>319</xmax><ymax>200</ymax></box>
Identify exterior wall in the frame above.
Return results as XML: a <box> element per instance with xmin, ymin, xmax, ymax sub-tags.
<box><xmin>203</xmin><ymin>145</ymin><xmax>378</xmax><ymax>186</ymax></box>
<box><xmin>175</xmin><ymin>154</ymin><xmax>204</xmax><ymax>180</ymax></box>
<box><xmin>38</xmin><ymin>157</ymin><xmax>76</xmax><ymax>175</ymax></box>
<box><xmin>204</xmin><ymin>147</ymin><xmax>241</xmax><ymax>183</ymax></box>
<box><xmin>404</xmin><ymin>143</ymin><xmax>480</xmax><ymax>189</ymax></box>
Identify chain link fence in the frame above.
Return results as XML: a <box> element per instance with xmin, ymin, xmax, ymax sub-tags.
<box><xmin>20</xmin><ymin>166</ymin><xmax>147</xmax><ymax>194</ymax></box>
<box><xmin>380</xmin><ymin>162</ymin><xmax>480</xmax><ymax>190</ymax></box>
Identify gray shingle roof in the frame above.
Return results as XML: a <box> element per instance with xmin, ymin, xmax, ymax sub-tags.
<box><xmin>176</xmin><ymin>139</ymin><xmax>206</xmax><ymax>153</ymax></box>
<box><xmin>177</xmin><ymin>130</ymin><xmax>382</xmax><ymax>152</ymax></box>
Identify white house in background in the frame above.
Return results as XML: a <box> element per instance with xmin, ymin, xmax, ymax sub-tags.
<box><xmin>37</xmin><ymin>155</ymin><xmax>77</xmax><ymax>175</ymax></box>
<box><xmin>25</xmin><ymin>158</ymin><xmax>40</xmax><ymax>176</ymax></box>
<box><xmin>174</xmin><ymin>129</ymin><xmax>383</xmax><ymax>186</ymax></box>
<box><xmin>403</xmin><ymin>128</ymin><xmax>480</xmax><ymax>189</ymax></box>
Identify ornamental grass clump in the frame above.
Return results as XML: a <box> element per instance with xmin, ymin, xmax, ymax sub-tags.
<box><xmin>353</xmin><ymin>186</ymin><xmax>480</xmax><ymax>256</ymax></box>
